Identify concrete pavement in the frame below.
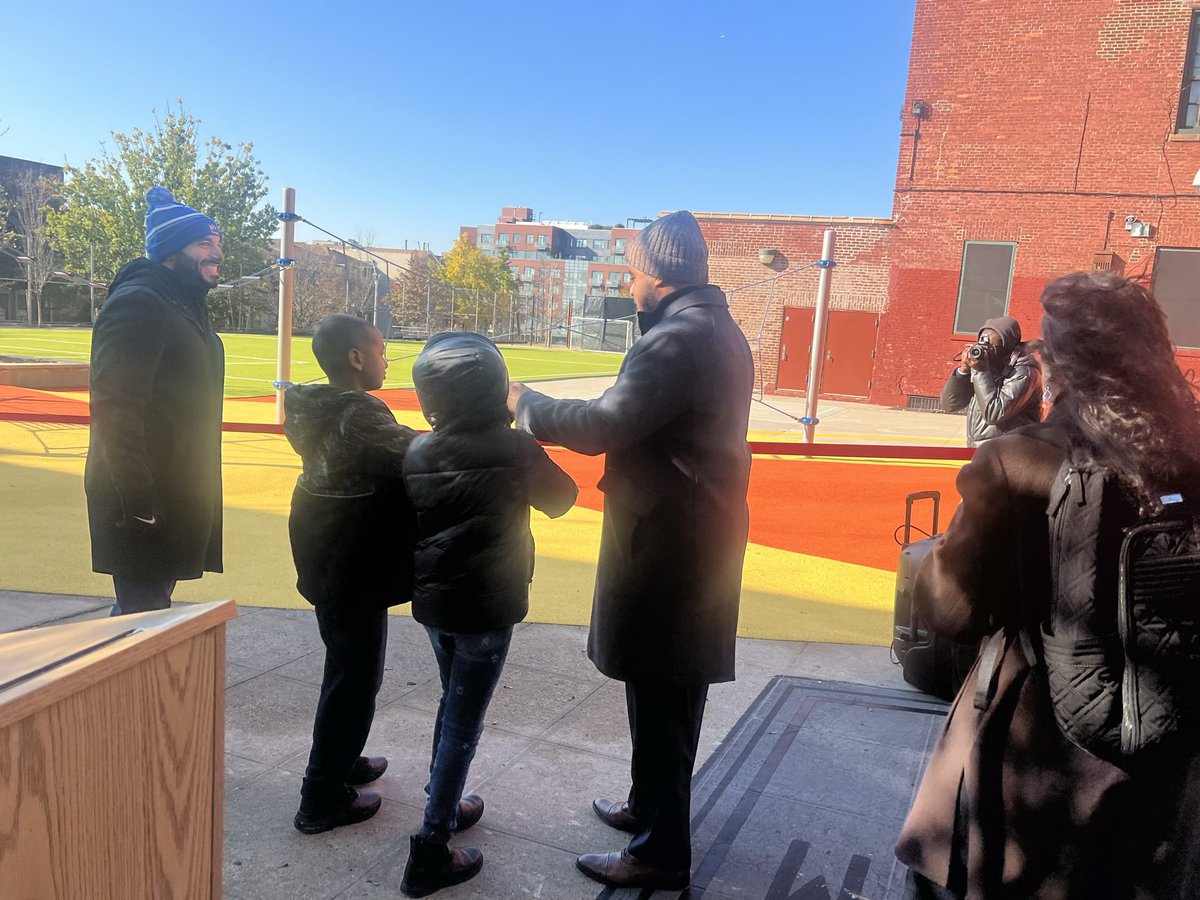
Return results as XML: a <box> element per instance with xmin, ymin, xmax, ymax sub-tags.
<box><xmin>0</xmin><ymin>591</ymin><xmax>937</xmax><ymax>899</ymax></box>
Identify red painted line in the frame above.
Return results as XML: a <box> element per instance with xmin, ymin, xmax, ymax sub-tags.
<box><xmin>748</xmin><ymin>441</ymin><xmax>974</xmax><ymax>460</ymax></box>
<box><xmin>0</xmin><ymin>411</ymin><xmax>974</xmax><ymax>461</ymax></box>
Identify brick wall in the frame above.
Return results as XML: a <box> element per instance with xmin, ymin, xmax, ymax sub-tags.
<box><xmin>877</xmin><ymin>0</ymin><xmax>1200</xmax><ymax>405</ymax></box>
<box><xmin>697</xmin><ymin>215</ymin><xmax>892</xmax><ymax>391</ymax></box>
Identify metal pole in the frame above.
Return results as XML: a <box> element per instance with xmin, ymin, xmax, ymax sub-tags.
<box><xmin>89</xmin><ymin>242</ymin><xmax>95</xmax><ymax>323</ymax></box>
<box><xmin>275</xmin><ymin>187</ymin><xmax>296</xmax><ymax>425</ymax></box>
<box><xmin>803</xmin><ymin>229</ymin><xmax>837</xmax><ymax>443</ymax></box>
<box><xmin>24</xmin><ymin>238</ymin><xmax>33</xmax><ymax>327</ymax></box>
<box><xmin>371</xmin><ymin>263</ymin><xmax>379</xmax><ymax>326</ymax></box>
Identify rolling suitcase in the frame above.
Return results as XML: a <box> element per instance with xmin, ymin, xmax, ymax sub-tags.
<box><xmin>891</xmin><ymin>490</ymin><xmax>978</xmax><ymax>700</ymax></box>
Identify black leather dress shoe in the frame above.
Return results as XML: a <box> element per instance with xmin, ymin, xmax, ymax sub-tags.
<box><xmin>293</xmin><ymin>787</ymin><xmax>382</xmax><ymax>834</ymax></box>
<box><xmin>575</xmin><ymin>849</ymin><xmax>689</xmax><ymax>890</ymax></box>
<box><xmin>455</xmin><ymin>794</ymin><xmax>484</xmax><ymax>832</ymax></box>
<box><xmin>348</xmin><ymin>755</ymin><xmax>388</xmax><ymax>786</ymax></box>
<box><xmin>592</xmin><ymin>797</ymin><xmax>643</xmax><ymax>833</ymax></box>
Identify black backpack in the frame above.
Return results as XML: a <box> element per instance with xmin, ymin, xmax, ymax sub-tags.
<box><xmin>1043</xmin><ymin>460</ymin><xmax>1200</xmax><ymax>762</ymax></box>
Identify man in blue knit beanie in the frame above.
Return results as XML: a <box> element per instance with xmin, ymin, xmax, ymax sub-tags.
<box><xmin>85</xmin><ymin>187</ymin><xmax>227</xmax><ymax>615</ymax></box>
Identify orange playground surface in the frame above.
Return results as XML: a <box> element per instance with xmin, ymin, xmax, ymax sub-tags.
<box><xmin>0</xmin><ymin>384</ymin><xmax>964</xmax><ymax>646</ymax></box>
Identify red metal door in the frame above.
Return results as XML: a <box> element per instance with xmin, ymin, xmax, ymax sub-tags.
<box><xmin>776</xmin><ymin>309</ymin><xmax>877</xmax><ymax>397</ymax></box>
<box><xmin>822</xmin><ymin>311</ymin><xmax>878</xmax><ymax>397</ymax></box>
<box><xmin>777</xmin><ymin>308</ymin><xmax>814</xmax><ymax>391</ymax></box>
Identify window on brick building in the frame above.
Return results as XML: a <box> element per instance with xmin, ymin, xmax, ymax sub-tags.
<box><xmin>536</xmin><ymin>234</ymin><xmax>547</xmax><ymax>249</ymax></box>
<box><xmin>953</xmin><ymin>241</ymin><xmax>1016</xmax><ymax>334</ymax></box>
<box><xmin>1152</xmin><ymin>248</ymin><xmax>1200</xmax><ymax>348</ymax></box>
<box><xmin>614</xmin><ymin>238</ymin><xmax>626</xmax><ymax>255</ymax></box>
<box><xmin>526</xmin><ymin>233</ymin><xmax>534</xmax><ymax>243</ymax></box>
<box><xmin>498</xmin><ymin>233</ymin><xmax>509</xmax><ymax>246</ymax></box>
<box><xmin>479</xmin><ymin>233</ymin><xmax>492</xmax><ymax>245</ymax></box>
<box><xmin>1178</xmin><ymin>11</ymin><xmax>1200</xmax><ymax>133</ymax></box>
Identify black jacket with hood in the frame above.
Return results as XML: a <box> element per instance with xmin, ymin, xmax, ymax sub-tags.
<box><xmin>403</xmin><ymin>333</ymin><xmax>577</xmax><ymax>633</ymax></box>
<box><xmin>85</xmin><ymin>258</ymin><xmax>225</xmax><ymax>580</ymax></box>
<box><xmin>940</xmin><ymin>315</ymin><xmax>1042</xmax><ymax>447</ymax></box>
<box><xmin>284</xmin><ymin>384</ymin><xmax>418</xmax><ymax>609</ymax></box>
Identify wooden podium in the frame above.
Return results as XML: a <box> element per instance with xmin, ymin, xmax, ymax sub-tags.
<box><xmin>0</xmin><ymin>600</ymin><xmax>235</xmax><ymax>899</ymax></box>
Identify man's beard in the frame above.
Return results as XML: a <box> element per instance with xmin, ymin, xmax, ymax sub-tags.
<box><xmin>176</xmin><ymin>255</ymin><xmax>221</xmax><ymax>291</ymax></box>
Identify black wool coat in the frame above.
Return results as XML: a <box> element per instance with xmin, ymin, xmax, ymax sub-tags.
<box><xmin>515</xmin><ymin>284</ymin><xmax>755</xmax><ymax>685</ymax></box>
<box><xmin>284</xmin><ymin>385</ymin><xmax>419</xmax><ymax>610</ymax></box>
<box><xmin>85</xmin><ymin>259</ymin><xmax>225</xmax><ymax>581</ymax></box>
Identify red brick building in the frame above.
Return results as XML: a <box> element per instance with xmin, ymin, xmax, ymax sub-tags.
<box><xmin>875</xmin><ymin>0</ymin><xmax>1200</xmax><ymax>406</ymax></box>
<box><xmin>698</xmin><ymin>213</ymin><xmax>892</xmax><ymax>398</ymax></box>
<box><xmin>700</xmin><ymin>1</ymin><xmax>1200</xmax><ymax>406</ymax></box>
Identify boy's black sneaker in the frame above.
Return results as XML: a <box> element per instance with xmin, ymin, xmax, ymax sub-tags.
<box><xmin>293</xmin><ymin>785</ymin><xmax>382</xmax><ymax>835</ymax></box>
<box><xmin>400</xmin><ymin>834</ymin><xmax>483</xmax><ymax>897</ymax></box>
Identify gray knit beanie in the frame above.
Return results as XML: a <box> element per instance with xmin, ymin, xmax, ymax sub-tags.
<box><xmin>626</xmin><ymin>210</ymin><xmax>709</xmax><ymax>287</ymax></box>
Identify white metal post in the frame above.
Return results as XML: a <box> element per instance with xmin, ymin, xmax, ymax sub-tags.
<box><xmin>275</xmin><ymin>187</ymin><xmax>296</xmax><ymax>425</ymax></box>
<box><xmin>802</xmin><ymin>229</ymin><xmax>836</xmax><ymax>443</ymax></box>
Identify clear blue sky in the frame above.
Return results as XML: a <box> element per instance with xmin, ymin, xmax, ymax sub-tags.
<box><xmin>4</xmin><ymin>1</ymin><xmax>915</xmax><ymax>253</ymax></box>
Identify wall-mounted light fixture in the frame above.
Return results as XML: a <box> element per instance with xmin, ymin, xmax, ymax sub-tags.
<box><xmin>1193</xmin><ymin>166</ymin><xmax>1200</xmax><ymax>192</ymax></box>
<box><xmin>759</xmin><ymin>248</ymin><xmax>778</xmax><ymax>265</ymax></box>
<box><xmin>911</xmin><ymin>99</ymin><xmax>929</xmax><ymax>118</ymax></box>
<box><xmin>1124</xmin><ymin>216</ymin><xmax>1154</xmax><ymax>239</ymax></box>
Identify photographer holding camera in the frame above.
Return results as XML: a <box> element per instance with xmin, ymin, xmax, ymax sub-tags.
<box><xmin>940</xmin><ymin>315</ymin><xmax>1041</xmax><ymax>447</ymax></box>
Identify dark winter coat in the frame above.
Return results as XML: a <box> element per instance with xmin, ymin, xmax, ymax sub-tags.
<box><xmin>404</xmin><ymin>333</ymin><xmax>577</xmax><ymax>633</ymax></box>
<box><xmin>514</xmin><ymin>284</ymin><xmax>754</xmax><ymax>685</ymax></box>
<box><xmin>85</xmin><ymin>259</ymin><xmax>225</xmax><ymax>580</ymax></box>
<box><xmin>940</xmin><ymin>317</ymin><xmax>1041</xmax><ymax>447</ymax></box>
<box><xmin>284</xmin><ymin>385</ymin><xmax>418</xmax><ymax>610</ymax></box>
<box><xmin>896</xmin><ymin>413</ymin><xmax>1200</xmax><ymax>899</ymax></box>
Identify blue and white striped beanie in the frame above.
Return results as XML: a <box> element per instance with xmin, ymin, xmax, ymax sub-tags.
<box><xmin>144</xmin><ymin>186</ymin><xmax>221</xmax><ymax>262</ymax></box>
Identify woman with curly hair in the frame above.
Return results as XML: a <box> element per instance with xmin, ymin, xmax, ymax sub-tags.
<box><xmin>896</xmin><ymin>272</ymin><xmax>1200</xmax><ymax>899</ymax></box>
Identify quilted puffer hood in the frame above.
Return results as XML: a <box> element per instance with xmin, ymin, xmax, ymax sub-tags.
<box><xmin>411</xmin><ymin>332</ymin><xmax>509</xmax><ymax>432</ymax></box>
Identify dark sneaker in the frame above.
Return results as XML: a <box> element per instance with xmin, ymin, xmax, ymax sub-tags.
<box><xmin>455</xmin><ymin>794</ymin><xmax>484</xmax><ymax>832</ymax></box>
<box><xmin>293</xmin><ymin>786</ymin><xmax>382</xmax><ymax>835</ymax></box>
<box><xmin>400</xmin><ymin>834</ymin><xmax>483</xmax><ymax>897</ymax></box>
<box><xmin>347</xmin><ymin>755</ymin><xmax>388</xmax><ymax>786</ymax></box>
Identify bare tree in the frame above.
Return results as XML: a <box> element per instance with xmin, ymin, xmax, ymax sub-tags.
<box><xmin>7</xmin><ymin>172</ymin><xmax>58</xmax><ymax>326</ymax></box>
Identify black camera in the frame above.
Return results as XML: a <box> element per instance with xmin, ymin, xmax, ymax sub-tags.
<box><xmin>965</xmin><ymin>342</ymin><xmax>998</xmax><ymax>369</ymax></box>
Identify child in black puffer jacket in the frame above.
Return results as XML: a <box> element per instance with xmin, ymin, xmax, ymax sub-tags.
<box><xmin>400</xmin><ymin>332</ymin><xmax>577</xmax><ymax>897</ymax></box>
<box><xmin>284</xmin><ymin>314</ymin><xmax>418</xmax><ymax>836</ymax></box>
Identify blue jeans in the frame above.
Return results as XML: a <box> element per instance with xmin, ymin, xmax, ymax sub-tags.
<box><xmin>420</xmin><ymin>624</ymin><xmax>513</xmax><ymax>843</ymax></box>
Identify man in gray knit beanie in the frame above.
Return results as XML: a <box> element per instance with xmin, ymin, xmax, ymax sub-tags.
<box><xmin>625</xmin><ymin>209</ymin><xmax>709</xmax><ymax>290</ymax></box>
<box><xmin>507</xmin><ymin>211</ymin><xmax>754</xmax><ymax>891</ymax></box>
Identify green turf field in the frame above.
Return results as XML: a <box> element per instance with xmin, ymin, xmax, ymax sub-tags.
<box><xmin>0</xmin><ymin>327</ymin><xmax>623</xmax><ymax>398</ymax></box>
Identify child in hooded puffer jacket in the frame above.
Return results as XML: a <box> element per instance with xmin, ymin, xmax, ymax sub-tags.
<box><xmin>399</xmin><ymin>331</ymin><xmax>577</xmax><ymax>898</ymax></box>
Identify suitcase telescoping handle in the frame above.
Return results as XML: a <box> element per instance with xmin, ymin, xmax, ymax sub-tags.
<box><xmin>904</xmin><ymin>490</ymin><xmax>941</xmax><ymax>545</ymax></box>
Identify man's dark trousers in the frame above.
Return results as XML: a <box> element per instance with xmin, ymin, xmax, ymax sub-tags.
<box><xmin>303</xmin><ymin>602</ymin><xmax>388</xmax><ymax>795</ymax></box>
<box><xmin>624</xmin><ymin>681</ymin><xmax>709</xmax><ymax>869</ymax></box>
